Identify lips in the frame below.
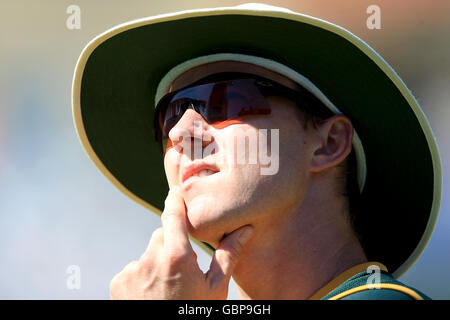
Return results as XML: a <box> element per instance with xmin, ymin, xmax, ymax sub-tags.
<box><xmin>181</xmin><ymin>161</ymin><xmax>220</xmax><ymax>186</ymax></box>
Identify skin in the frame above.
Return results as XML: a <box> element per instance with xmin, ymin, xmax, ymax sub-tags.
<box><xmin>110</xmin><ymin>61</ymin><xmax>367</xmax><ymax>299</ymax></box>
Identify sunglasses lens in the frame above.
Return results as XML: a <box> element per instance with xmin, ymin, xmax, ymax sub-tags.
<box><xmin>156</xmin><ymin>77</ymin><xmax>273</xmax><ymax>150</ymax></box>
<box><xmin>221</xmin><ymin>82</ymin><xmax>270</xmax><ymax>121</ymax></box>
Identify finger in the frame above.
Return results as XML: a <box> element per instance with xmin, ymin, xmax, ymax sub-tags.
<box><xmin>148</xmin><ymin>227</ymin><xmax>164</xmax><ymax>249</ymax></box>
<box><xmin>206</xmin><ymin>225</ymin><xmax>253</xmax><ymax>288</ymax></box>
<box><xmin>140</xmin><ymin>228</ymin><xmax>164</xmax><ymax>263</ymax></box>
<box><xmin>110</xmin><ymin>260</ymin><xmax>139</xmax><ymax>300</ymax></box>
<box><xmin>161</xmin><ymin>187</ymin><xmax>192</xmax><ymax>255</ymax></box>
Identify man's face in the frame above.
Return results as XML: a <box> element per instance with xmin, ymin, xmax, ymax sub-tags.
<box><xmin>161</xmin><ymin>62</ymin><xmax>315</xmax><ymax>245</ymax></box>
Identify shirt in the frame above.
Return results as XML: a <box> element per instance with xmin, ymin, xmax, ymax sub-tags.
<box><xmin>308</xmin><ymin>262</ymin><xmax>430</xmax><ymax>300</ymax></box>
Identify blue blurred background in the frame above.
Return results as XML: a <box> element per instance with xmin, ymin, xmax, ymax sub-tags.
<box><xmin>0</xmin><ymin>0</ymin><xmax>449</xmax><ymax>299</ymax></box>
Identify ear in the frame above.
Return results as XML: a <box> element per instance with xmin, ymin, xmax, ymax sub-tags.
<box><xmin>309</xmin><ymin>115</ymin><xmax>353</xmax><ymax>173</ymax></box>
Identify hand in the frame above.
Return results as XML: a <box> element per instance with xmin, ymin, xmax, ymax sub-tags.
<box><xmin>109</xmin><ymin>187</ymin><xmax>254</xmax><ymax>299</ymax></box>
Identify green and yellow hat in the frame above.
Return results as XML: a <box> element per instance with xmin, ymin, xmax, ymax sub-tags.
<box><xmin>72</xmin><ymin>3</ymin><xmax>442</xmax><ymax>277</ymax></box>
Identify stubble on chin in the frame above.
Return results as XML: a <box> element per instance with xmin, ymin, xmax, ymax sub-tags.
<box><xmin>185</xmin><ymin>199</ymin><xmax>242</xmax><ymax>247</ymax></box>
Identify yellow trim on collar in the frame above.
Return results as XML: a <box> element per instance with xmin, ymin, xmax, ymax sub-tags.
<box><xmin>328</xmin><ymin>283</ymin><xmax>424</xmax><ymax>300</ymax></box>
<box><xmin>308</xmin><ymin>262</ymin><xmax>388</xmax><ymax>300</ymax></box>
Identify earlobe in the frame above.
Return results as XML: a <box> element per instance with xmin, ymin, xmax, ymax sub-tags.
<box><xmin>309</xmin><ymin>115</ymin><xmax>353</xmax><ymax>173</ymax></box>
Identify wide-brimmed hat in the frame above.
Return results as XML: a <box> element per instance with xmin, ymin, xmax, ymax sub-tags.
<box><xmin>72</xmin><ymin>3</ymin><xmax>441</xmax><ymax>277</ymax></box>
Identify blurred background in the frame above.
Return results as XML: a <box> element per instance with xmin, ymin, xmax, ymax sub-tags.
<box><xmin>0</xmin><ymin>0</ymin><xmax>449</xmax><ymax>299</ymax></box>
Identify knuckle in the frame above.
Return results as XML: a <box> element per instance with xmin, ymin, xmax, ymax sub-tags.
<box><xmin>163</xmin><ymin>194</ymin><xmax>174</xmax><ymax>207</ymax></box>
<box><xmin>160</xmin><ymin>210</ymin><xmax>172</xmax><ymax>223</ymax></box>
<box><xmin>109</xmin><ymin>260</ymin><xmax>142</xmax><ymax>299</ymax></box>
<box><xmin>218</xmin><ymin>243</ymin><xmax>241</xmax><ymax>264</ymax></box>
<box><xmin>151</xmin><ymin>227</ymin><xmax>164</xmax><ymax>240</ymax></box>
<box><xmin>216</xmin><ymin>249</ymin><xmax>234</xmax><ymax>265</ymax></box>
<box><xmin>160</xmin><ymin>214</ymin><xmax>167</xmax><ymax>226</ymax></box>
<box><xmin>142</xmin><ymin>231</ymin><xmax>163</xmax><ymax>263</ymax></box>
<box><xmin>110</xmin><ymin>273</ymin><xmax>119</xmax><ymax>288</ymax></box>
<box><xmin>109</xmin><ymin>273</ymin><xmax>123</xmax><ymax>298</ymax></box>
<box><xmin>164</xmin><ymin>247</ymin><xmax>192</xmax><ymax>266</ymax></box>
<box><xmin>124</xmin><ymin>260</ymin><xmax>140</xmax><ymax>273</ymax></box>
<box><xmin>146</xmin><ymin>228</ymin><xmax>164</xmax><ymax>250</ymax></box>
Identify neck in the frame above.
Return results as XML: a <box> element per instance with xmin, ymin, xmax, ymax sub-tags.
<box><xmin>231</xmin><ymin>189</ymin><xmax>367</xmax><ymax>299</ymax></box>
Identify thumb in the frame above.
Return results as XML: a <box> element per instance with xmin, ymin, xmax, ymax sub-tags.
<box><xmin>206</xmin><ymin>225</ymin><xmax>253</xmax><ymax>288</ymax></box>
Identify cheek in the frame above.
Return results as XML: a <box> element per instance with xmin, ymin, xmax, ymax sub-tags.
<box><xmin>276</xmin><ymin>132</ymin><xmax>311</xmax><ymax>192</ymax></box>
<box><xmin>219</xmin><ymin>124</ymin><xmax>279</xmax><ymax>185</ymax></box>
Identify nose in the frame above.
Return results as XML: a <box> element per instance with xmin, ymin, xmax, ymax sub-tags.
<box><xmin>168</xmin><ymin>107</ymin><xmax>214</xmax><ymax>159</ymax></box>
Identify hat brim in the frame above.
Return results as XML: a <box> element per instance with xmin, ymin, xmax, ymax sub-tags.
<box><xmin>72</xmin><ymin>6</ymin><xmax>441</xmax><ymax>277</ymax></box>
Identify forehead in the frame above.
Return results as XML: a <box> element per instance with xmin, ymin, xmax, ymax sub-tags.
<box><xmin>169</xmin><ymin>60</ymin><xmax>303</xmax><ymax>93</ymax></box>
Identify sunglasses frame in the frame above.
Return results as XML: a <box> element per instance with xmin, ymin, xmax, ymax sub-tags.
<box><xmin>153</xmin><ymin>72</ymin><xmax>334</xmax><ymax>153</ymax></box>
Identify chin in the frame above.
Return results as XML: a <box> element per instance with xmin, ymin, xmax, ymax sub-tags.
<box><xmin>186</xmin><ymin>203</ymin><xmax>221</xmax><ymax>241</ymax></box>
<box><xmin>185</xmin><ymin>197</ymin><xmax>237</xmax><ymax>245</ymax></box>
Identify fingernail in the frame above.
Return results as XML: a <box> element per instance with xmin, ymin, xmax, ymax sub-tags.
<box><xmin>238</xmin><ymin>226</ymin><xmax>253</xmax><ymax>244</ymax></box>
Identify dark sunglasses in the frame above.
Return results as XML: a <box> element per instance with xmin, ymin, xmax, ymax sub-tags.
<box><xmin>153</xmin><ymin>72</ymin><xmax>332</xmax><ymax>153</ymax></box>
